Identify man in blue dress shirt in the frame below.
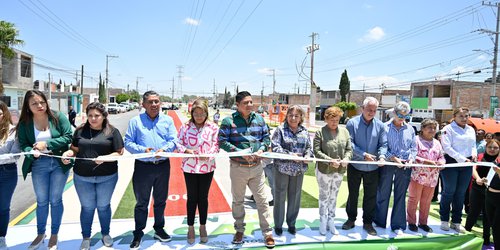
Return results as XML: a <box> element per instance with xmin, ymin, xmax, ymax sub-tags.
<box><xmin>342</xmin><ymin>97</ymin><xmax>388</xmax><ymax>236</ymax></box>
<box><xmin>124</xmin><ymin>91</ymin><xmax>178</xmax><ymax>249</ymax></box>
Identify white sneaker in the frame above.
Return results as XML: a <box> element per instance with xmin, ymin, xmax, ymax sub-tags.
<box><xmin>440</xmin><ymin>221</ymin><xmax>450</xmax><ymax>231</ymax></box>
<box><xmin>102</xmin><ymin>235</ymin><xmax>113</xmax><ymax>247</ymax></box>
<box><xmin>319</xmin><ymin>221</ymin><xmax>327</xmax><ymax>235</ymax></box>
<box><xmin>80</xmin><ymin>239</ymin><xmax>90</xmax><ymax>250</ymax></box>
<box><xmin>450</xmin><ymin>223</ymin><xmax>465</xmax><ymax>233</ymax></box>
<box><xmin>393</xmin><ymin>229</ymin><xmax>404</xmax><ymax>236</ymax></box>
<box><xmin>0</xmin><ymin>237</ymin><xmax>6</xmax><ymax>249</ymax></box>
<box><xmin>331</xmin><ymin>226</ymin><xmax>339</xmax><ymax>235</ymax></box>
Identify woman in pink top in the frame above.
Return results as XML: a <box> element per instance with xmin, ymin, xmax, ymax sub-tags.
<box><xmin>177</xmin><ymin>98</ymin><xmax>219</xmax><ymax>244</ymax></box>
<box><xmin>407</xmin><ymin>118</ymin><xmax>445</xmax><ymax>233</ymax></box>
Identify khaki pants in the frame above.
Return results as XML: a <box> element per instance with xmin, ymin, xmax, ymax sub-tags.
<box><xmin>230</xmin><ymin>161</ymin><xmax>272</xmax><ymax>236</ymax></box>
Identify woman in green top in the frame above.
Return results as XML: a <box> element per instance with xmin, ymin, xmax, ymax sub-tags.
<box><xmin>16</xmin><ymin>90</ymin><xmax>73</xmax><ymax>250</ymax></box>
<box><xmin>313</xmin><ymin>106</ymin><xmax>352</xmax><ymax>235</ymax></box>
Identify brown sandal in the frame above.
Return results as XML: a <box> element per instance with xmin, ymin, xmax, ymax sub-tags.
<box><xmin>200</xmin><ymin>224</ymin><xmax>208</xmax><ymax>243</ymax></box>
<box><xmin>187</xmin><ymin>226</ymin><xmax>195</xmax><ymax>244</ymax></box>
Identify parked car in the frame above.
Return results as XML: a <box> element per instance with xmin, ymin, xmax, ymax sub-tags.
<box><xmin>118</xmin><ymin>104</ymin><xmax>128</xmax><ymax>113</ymax></box>
<box><xmin>107</xmin><ymin>102</ymin><xmax>119</xmax><ymax>114</ymax></box>
<box><xmin>406</xmin><ymin>116</ymin><xmax>424</xmax><ymax>134</ymax></box>
<box><xmin>131</xmin><ymin>102</ymin><xmax>140</xmax><ymax>109</ymax></box>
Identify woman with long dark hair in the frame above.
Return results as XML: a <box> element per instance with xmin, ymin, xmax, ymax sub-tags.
<box><xmin>177</xmin><ymin>98</ymin><xmax>219</xmax><ymax>244</ymax></box>
<box><xmin>0</xmin><ymin>101</ymin><xmax>20</xmax><ymax>249</ymax></box>
<box><xmin>16</xmin><ymin>90</ymin><xmax>73</xmax><ymax>250</ymax></box>
<box><xmin>485</xmin><ymin>139</ymin><xmax>500</xmax><ymax>250</ymax></box>
<box><xmin>61</xmin><ymin>102</ymin><xmax>123</xmax><ymax>249</ymax></box>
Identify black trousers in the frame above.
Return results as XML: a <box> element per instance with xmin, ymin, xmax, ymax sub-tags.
<box><xmin>485</xmin><ymin>190</ymin><xmax>500</xmax><ymax>250</ymax></box>
<box><xmin>132</xmin><ymin>160</ymin><xmax>170</xmax><ymax>237</ymax></box>
<box><xmin>183</xmin><ymin>172</ymin><xmax>214</xmax><ymax>226</ymax></box>
<box><xmin>346</xmin><ymin>164</ymin><xmax>379</xmax><ymax>224</ymax></box>
<box><xmin>465</xmin><ymin>184</ymin><xmax>490</xmax><ymax>240</ymax></box>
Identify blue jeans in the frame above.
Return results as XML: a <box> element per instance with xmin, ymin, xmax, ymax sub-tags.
<box><xmin>74</xmin><ymin>173</ymin><xmax>118</xmax><ymax>238</ymax></box>
<box><xmin>440</xmin><ymin>166</ymin><xmax>472</xmax><ymax>223</ymax></box>
<box><xmin>374</xmin><ymin>165</ymin><xmax>411</xmax><ymax>230</ymax></box>
<box><xmin>0</xmin><ymin>163</ymin><xmax>17</xmax><ymax>237</ymax></box>
<box><xmin>31</xmin><ymin>156</ymin><xmax>69</xmax><ymax>235</ymax></box>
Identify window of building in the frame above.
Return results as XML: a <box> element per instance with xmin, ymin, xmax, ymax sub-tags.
<box><xmin>20</xmin><ymin>55</ymin><xmax>32</xmax><ymax>78</ymax></box>
<box><xmin>0</xmin><ymin>96</ymin><xmax>11</xmax><ymax>107</ymax></box>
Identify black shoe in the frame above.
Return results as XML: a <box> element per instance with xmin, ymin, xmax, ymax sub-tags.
<box><xmin>154</xmin><ymin>229</ymin><xmax>172</xmax><ymax>242</ymax></box>
<box><xmin>408</xmin><ymin>224</ymin><xmax>418</xmax><ymax>232</ymax></box>
<box><xmin>342</xmin><ymin>220</ymin><xmax>355</xmax><ymax>230</ymax></box>
<box><xmin>129</xmin><ymin>236</ymin><xmax>141</xmax><ymax>250</ymax></box>
<box><xmin>288</xmin><ymin>226</ymin><xmax>296</xmax><ymax>235</ymax></box>
<box><xmin>275</xmin><ymin>227</ymin><xmax>283</xmax><ymax>236</ymax></box>
<box><xmin>418</xmin><ymin>224</ymin><xmax>433</xmax><ymax>233</ymax></box>
<box><xmin>363</xmin><ymin>224</ymin><xmax>377</xmax><ymax>236</ymax></box>
<box><xmin>268</xmin><ymin>200</ymin><xmax>274</xmax><ymax>206</ymax></box>
<box><xmin>248</xmin><ymin>195</ymin><xmax>255</xmax><ymax>201</ymax></box>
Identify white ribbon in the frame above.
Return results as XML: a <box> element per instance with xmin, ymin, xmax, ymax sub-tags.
<box><xmin>1</xmin><ymin>150</ymin><xmax>497</xmax><ymax>169</ymax></box>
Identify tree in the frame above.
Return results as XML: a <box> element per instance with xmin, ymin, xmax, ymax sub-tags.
<box><xmin>98</xmin><ymin>74</ymin><xmax>107</xmax><ymax>103</ymax></box>
<box><xmin>339</xmin><ymin>69</ymin><xmax>350</xmax><ymax>102</ymax></box>
<box><xmin>115</xmin><ymin>93</ymin><xmax>130</xmax><ymax>103</ymax></box>
<box><xmin>0</xmin><ymin>20</ymin><xmax>24</xmax><ymax>95</ymax></box>
<box><xmin>128</xmin><ymin>90</ymin><xmax>140</xmax><ymax>102</ymax></box>
<box><xmin>334</xmin><ymin>101</ymin><xmax>357</xmax><ymax>123</ymax></box>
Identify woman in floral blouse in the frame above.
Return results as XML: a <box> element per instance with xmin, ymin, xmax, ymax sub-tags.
<box><xmin>177</xmin><ymin>98</ymin><xmax>219</xmax><ymax>244</ymax></box>
<box><xmin>271</xmin><ymin>105</ymin><xmax>313</xmax><ymax>236</ymax></box>
<box><xmin>406</xmin><ymin>118</ymin><xmax>445</xmax><ymax>233</ymax></box>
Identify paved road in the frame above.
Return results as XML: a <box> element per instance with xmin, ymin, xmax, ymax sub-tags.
<box><xmin>9</xmin><ymin>109</ymin><xmax>140</xmax><ymax>223</ymax></box>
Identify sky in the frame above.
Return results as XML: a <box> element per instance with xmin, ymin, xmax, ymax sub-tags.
<box><xmin>1</xmin><ymin>0</ymin><xmax>498</xmax><ymax>98</ymax></box>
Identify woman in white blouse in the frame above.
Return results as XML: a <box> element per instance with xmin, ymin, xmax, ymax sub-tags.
<box><xmin>177</xmin><ymin>98</ymin><xmax>219</xmax><ymax>244</ymax></box>
<box><xmin>439</xmin><ymin>107</ymin><xmax>477</xmax><ymax>233</ymax></box>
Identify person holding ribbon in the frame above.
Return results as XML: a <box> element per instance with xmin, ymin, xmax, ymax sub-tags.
<box><xmin>176</xmin><ymin>98</ymin><xmax>219</xmax><ymax>244</ymax></box>
<box><xmin>271</xmin><ymin>105</ymin><xmax>313</xmax><ymax>236</ymax></box>
<box><xmin>342</xmin><ymin>97</ymin><xmax>387</xmax><ymax>236</ymax></box>
<box><xmin>465</xmin><ymin>139</ymin><xmax>499</xmax><ymax>245</ymax></box>
<box><xmin>218</xmin><ymin>91</ymin><xmax>275</xmax><ymax>248</ymax></box>
<box><xmin>374</xmin><ymin>101</ymin><xmax>417</xmax><ymax>235</ymax></box>
<box><xmin>124</xmin><ymin>90</ymin><xmax>178</xmax><ymax>249</ymax></box>
<box><xmin>313</xmin><ymin>106</ymin><xmax>352</xmax><ymax>235</ymax></box>
<box><xmin>406</xmin><ymin>118</ymin><xmax>445</xmax><ymax>233</ymax></box>
<box><xmin>16</xmin><ymin>90</ymin><xmax>73</xmax><ymax>250</ymax></box>
<box><xmin>485</xmin><ymin>139</ymin><xmax>500</xmax><ymax>250</ymax></box>
<box><xmin>439</xmin><ymin>107</ymin><xmax>477</xmax><ymax>233</ymax></box>
<box><xmin>0</xmin><ymin>101</ymin><xmax>20</xmax><ymax>249</ymax></box>
<box><xmin>61</xmin><ymin>102</ymin><xmax>123</xmax><ymax>249</ymax></box>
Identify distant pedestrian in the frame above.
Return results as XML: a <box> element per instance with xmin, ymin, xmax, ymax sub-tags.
<box><xmin>68</xmin><ymin>105</ymin><xmax>77</xmax><ymax>128</ymax></box>
<box><xmin>213</xmin><ymin>109</ymin><xmax>220</xmax><ymax>125</ymax></box>
<box><xmin>124</xmin><ymin>90</ymin><xmax>178</xmax><ymax>249</ymax></box>
<box><xmin>218</xmin><ymin>91</ymin><xmax>275</xmax><ymax>248</ymax></box>
<box><xmin>0</xmin><ymin>101</ymin><xmax>20</xmax><ymax>249</ymax></box>
<box><xmin>61</xmin><ymin>102</ymin><xmax>123</xmax><ymax>250</ymax></box>
<box><xmin>177</xmin><ymin>98</ymin><xmax>219</xmax><ymax>244</ymax></box>
<box><xmin>272</xmin><ymin>105</ymin><xmax>313</xmax><ymax>236</ymax></box>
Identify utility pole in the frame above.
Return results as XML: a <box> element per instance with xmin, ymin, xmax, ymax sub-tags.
<box><xmin>48</xmin><ymin>73</ymin><xmax>52</xmax><ymax>101</ymax></box>
<box><xmin>80</xmin><ymin>65</ymin><xmax>84</xmax><ymax>96</ymax></box>
<box><xmin>170</xmin><ymin>77</ymin><xmax>175</xmax><ymax>100</ymax></box>
<box><xmin>267</xmin><ymin>69</ymin><xmax>276</xmax><ymax>104</ymax></box>
<box><xmin>105</xmin><ymin>55</ymin><xmax>118</xmax><ymax>103</ymax></box>
<box><xmin>261</xmin><ymin>81</ymin><xmax>264</xmax><ymax>106</ymax></box>
<box><xmin>135</xmin><ymin>76</ymin><xmax>143</xmax><ymax>95</ymax></box>
<box><xmin>482</xmin><ymin>1</ymin><xmax>500</xmax><ymax>117</ymax></box>
<box><xmin>231</xmin><ymin>81</ymin><xmax>237</xmax><ymax>95</ymax></box>
<box><xmin>307</xmin><ymin>32</ymin><xmax>319</xmax><ymax>125</ymax></box>
<box><xmin>213</xmin><ymin>79</ymin><xmax>217</xmax><ymax>108</ymax></box>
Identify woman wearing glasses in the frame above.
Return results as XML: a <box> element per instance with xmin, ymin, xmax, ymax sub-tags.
<box><xmin>374</xmin><ymin>101</ymin><xmax>417</xmax><ymax>235</ymax></box>
<box><xmin>61</xmin><ymin>102</ymin><xmax>123</xmax><ymax>249</ymax></box>
<box><xmin>0</xmin><ymin>101</ymin><xmax>20</xmax><ymax>249</ymax></box>
<box><xmin>439</xmin><ymin>107</ymin><xmax>477</xmax><ymax>233</ymax></box>
<box><xmin>465</xmin><ymin>139</ymin><xmax>499</xmax><ymax>246</ymax></box>
<box><xmin>271</xmin><ymin>105</ymin><xmax>313</xmax><ymax>236</ymax></box>
<box><xmin>177</xmin><ymin>98</ymin><xmax>219</xmax><ymax>244</ymax></box>
<box><xmin>16</xmin><ymin>90</ymin><xmax>73</xmax><ymax>250</ymax></box>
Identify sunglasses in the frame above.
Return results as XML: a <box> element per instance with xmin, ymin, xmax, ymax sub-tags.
<box><xmin>396</xmin><ymin>113</ymin><xmax>411</xmax><ymax>119</ymax></box>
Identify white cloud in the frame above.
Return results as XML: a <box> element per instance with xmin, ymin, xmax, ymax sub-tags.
<box><xmin>358</xmin><ymin>26</ymin><xmax>385</xmax><ymax>42</ymax></box>
<box><xmin>184</xmin><ymin>18</ymin><xmax>200</xmax><ymax>26</ymax></box>
<box><xmin>257</xmin><ymin>68</ymin><xmax>276</xmax><ymax>75</ymax></box>
<box><xmin>476</xmin><ymin>55</ymin><xmax>488</xmax><ymax>61</ymax></box>
<box><xmin>249</xmin><ymin>61</ymin><xmax>258</xmax><ymax>65</ymax></box>
<box><xmin>450</xmin><ymin>66</ymin><xmax>467</xmax><ymax>74</ymax></box>
<box><xmin>362</xmin><ymin>3</ymin><xmax>373</xmax><ymax>9</ymax></box>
